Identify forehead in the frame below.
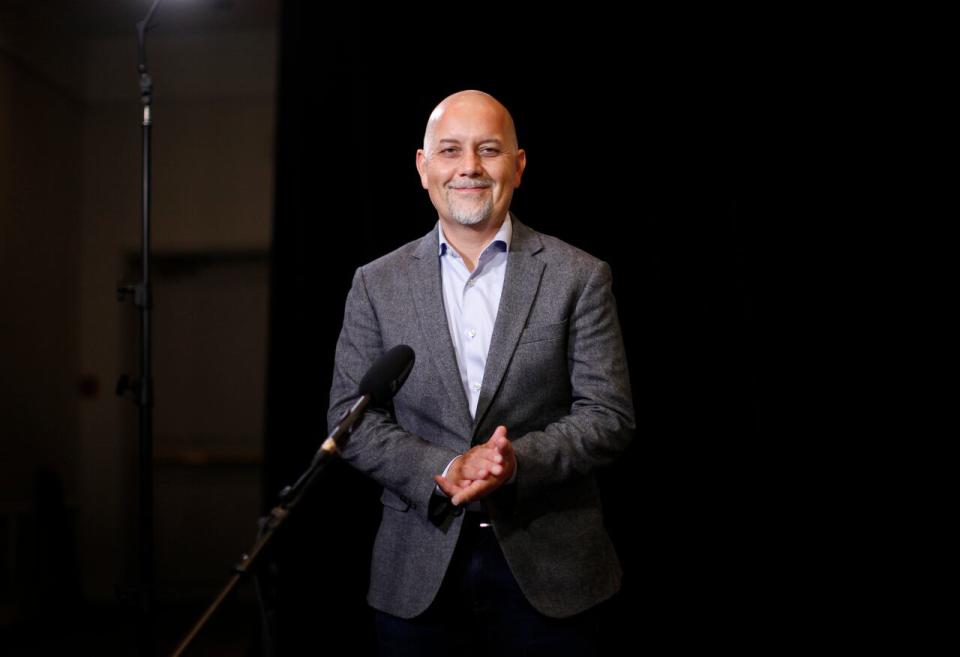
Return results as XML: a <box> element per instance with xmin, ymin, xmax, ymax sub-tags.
<box><xmin>429</xmin><ymin>100</ymin><xmax>509</xmax><ymax>143</ymax></box>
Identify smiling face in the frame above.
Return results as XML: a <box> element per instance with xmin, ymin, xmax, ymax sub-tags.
<box><xmin>416</xmin><ymin>92</ymin><xmax>526</xmax><ymax>229</ymax></box>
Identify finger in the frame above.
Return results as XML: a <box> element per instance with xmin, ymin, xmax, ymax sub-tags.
<box><xmin>460</xmin><ymin>453</ymin><xmax>500</xmax><ymax>474</ymax></box>
<box><xmin>434</xmin><ymin>475</ymin><xmax>462</xmax><ymax>498</ymax></box>
<box><xmin>464</xmin><ymin>465</ymin><xmax>504</xmax><ymax>480</ymax></box>
<box><xmin>473</xmin><ymin>447</ymin><xmax>504</xmax><ymax>464</ymax></box>
<box><xmin>460</xmin><ymin>464</ymin><xmax>489</xmax><ymax>480</ymax></box>
<box><xmin>496</xmin><ymin>440</ymin><xmax>514</xmax><ymax>461</ymax></box>
<box><xmin>451</xmin><ymin>470</ymin><xmax>508</xmax><ymax>505</ymax></box>
<box><xmin>462</xmin><ymin>454</ymin><xmax>501</xmax><ymax>472</ymax></box>
<box><xmin>476</xmin><ymin>462</ymin><xmax>500</xmax><ymax>475</ymax></box>
<box><xmin>490</xmin><ymin>428</ymin><xmax>510</xmax><ymax>451</ymax></box>
<box><xmin>451</xmin><ymin>479</ymin><xmax>489</xmax><ymax>506</ymax></box>
<box><xmin>469</xmin><ymin>447</ymin><xmax>511</xmax><ymax>472</ymax></box>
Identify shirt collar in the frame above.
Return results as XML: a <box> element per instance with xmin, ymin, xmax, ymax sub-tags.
<box><xmin>438</xmin><ymin>213</ymin><xmax>513</xmax><ymax>257</ymax></box>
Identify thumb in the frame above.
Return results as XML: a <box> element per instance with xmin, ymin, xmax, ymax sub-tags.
<box><xmin>491</xmin><ymin>425</ymin><xmax>509</xmax><ymax>447</ymax></box>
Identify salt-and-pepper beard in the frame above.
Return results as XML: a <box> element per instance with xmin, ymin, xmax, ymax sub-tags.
<box><xmin>445</xmin><ymin>182</ymin><xmax>495</xmax><ymax>226</ymax></box>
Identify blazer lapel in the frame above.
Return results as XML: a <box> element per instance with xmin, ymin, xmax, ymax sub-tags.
<box><xmin>410</xmin><ymin>227</ymin><xmax>473</xmax><ymax>433</ymax></box>
<box><xmin>471</xmin><ymin>220</ymin><xmax>545</xmax><ymax>439</ymax></box>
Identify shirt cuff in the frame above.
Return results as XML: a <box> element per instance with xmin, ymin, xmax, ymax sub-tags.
<box><xmin>434</xmin><ymin>455</ymin><xmax>463</xmax><ymax>496</ymax></box>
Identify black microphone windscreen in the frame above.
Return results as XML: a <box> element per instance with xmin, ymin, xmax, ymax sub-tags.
<box><xmin>359</xmin><ymin>345</ymin><xmax>415</xmax><ymax>405</ymax></box>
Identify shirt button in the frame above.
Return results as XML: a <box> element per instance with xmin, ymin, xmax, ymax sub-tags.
<box><xmin>466</xmin><ymin>279</ymin><xmax>476</xmax><ymax>287</ymax></box>
<box><xmin>467</xmin><ymin>329</ymin><xmax>477</xmax><ymax>339</ymax></box>
<box><xmin>471</xmin><ymin>383</ymin><xmax>481</xmax><ymax>392</ymax></box>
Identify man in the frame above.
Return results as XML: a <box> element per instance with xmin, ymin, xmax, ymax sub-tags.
<box><xmin>327</xmin><ymin>90</ymin><xmax>634</xmax><ymax>655</ymax></box>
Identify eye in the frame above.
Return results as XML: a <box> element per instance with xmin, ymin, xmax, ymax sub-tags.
<box><xmin>439</xmin><ymin>147</ymin><xmax>460</xmax><ymax>157</ymax></box>
<box><xmin>479</xmin><ymin>147</ymin><xmax>501</xmax><ymax>157</ymax></box>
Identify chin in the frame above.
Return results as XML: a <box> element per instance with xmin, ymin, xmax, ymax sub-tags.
<box><xmin>448</xmin><ymin>202</ymin><xmax>494</xmax><ymax>227</ymax></box>
<box><xmin>450</xmin><ymin>215</ymin><xmax>488</xmax><ymax>227</ymax></box>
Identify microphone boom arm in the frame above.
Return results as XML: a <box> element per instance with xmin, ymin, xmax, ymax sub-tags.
<box><xmin>169</xmin><ymin>393</ymin><xmax>369</xmax><ymax>657</ymax></box>
<box><xmin>278</xmin><ymin>393</ymin><xmax>371</xmax><ymax>507</ymax></box>
<box><xmin>170</xmin><ymin>344</ymin><xmax>414</xmax><ymax>656</ymax></box>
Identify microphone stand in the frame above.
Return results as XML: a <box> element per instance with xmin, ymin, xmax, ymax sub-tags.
<box><xmin>169</xmin><ymin>395</ymin><xmax>374</xmax><ymax>656</ymax></box>
<box><xmin>117</xmin><ymin>1</ymin><xmax>163</xmax><ymax>654</ymax></box>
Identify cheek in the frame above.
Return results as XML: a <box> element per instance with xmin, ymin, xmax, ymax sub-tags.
<box><xmin>494</xmin><ymin>168</ymin><xmax>515</xmax><ymax>189</ymax></box>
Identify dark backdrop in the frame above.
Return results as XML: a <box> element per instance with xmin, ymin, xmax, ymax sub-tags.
<box><xmin>263</xmin><ymin>6</ymin><xmax>787</xmax><ymax>654</ymax></box>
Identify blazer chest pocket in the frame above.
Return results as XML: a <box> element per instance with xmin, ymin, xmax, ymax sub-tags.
<box><xmin>381</xmin><ymin>488</ymin><xmax>411</xmax><ymax>512</ymax></box>
<box><xmin>518</xmin><ymin>320</ymin><xmax>568</xmax><ymax>345</ymax></box>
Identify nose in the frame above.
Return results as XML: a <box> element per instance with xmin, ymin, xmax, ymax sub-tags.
<box><xmin>458</xmin><ymin>149</ymin><xmax>483</xmax><ymax>177</ymax></box>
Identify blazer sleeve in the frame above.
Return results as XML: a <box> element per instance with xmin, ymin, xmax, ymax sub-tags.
<box><xmin>511</xmin><ymin>260</ymin><xmax>635</xmax><ymax>496</ymax></box>
<box><xmin>327</xmin><ymin>267</ymin><xmax>459</xmax><ymax>521</ymax></box>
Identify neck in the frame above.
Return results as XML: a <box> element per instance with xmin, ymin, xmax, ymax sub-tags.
<box><xmin>440</xmin><ymin>214</ymin><xmax>506</xmax><ymax>272</ymax></box>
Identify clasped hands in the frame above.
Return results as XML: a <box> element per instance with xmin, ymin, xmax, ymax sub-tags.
<box><xmin>434</xmin><ymin>425</ymin><xmax>515</xmax><ymax>507</ymax></box>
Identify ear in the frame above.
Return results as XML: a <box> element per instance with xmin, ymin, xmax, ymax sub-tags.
<box><xmin>416</xmin><ymin>149</ymin><xmax>429</xmax><ymax>189</ymax></box>
<box><xmin>513</xmin><ymin>149</ymin><xmax>527</xmax><ymax>187</ymax></box>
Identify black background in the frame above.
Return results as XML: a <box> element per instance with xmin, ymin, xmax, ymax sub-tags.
<box><xmin>260</xmin><ymin>6</ymin><xmax>830</xmax><ymax>653</ymax></box>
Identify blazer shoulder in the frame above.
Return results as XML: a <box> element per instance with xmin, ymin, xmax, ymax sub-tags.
<box><xmin>521</xmin><ymin>223</ymin><xmax>609</xmax><ymax>277</ymax></box>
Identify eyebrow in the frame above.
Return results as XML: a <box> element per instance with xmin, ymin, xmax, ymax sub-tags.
<box><xmin>437</xmin><ymin>138</ymin><xmax>504</xmax><ymax>146</ymax></box>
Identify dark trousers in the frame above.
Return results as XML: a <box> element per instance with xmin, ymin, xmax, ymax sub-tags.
<box><xmin>374</xmin><ymin>513</ymin><xmax>602</xmax><ymax>657</ymax></box>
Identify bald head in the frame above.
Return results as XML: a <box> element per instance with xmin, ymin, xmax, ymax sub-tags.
<box><xmin>415</xmin><ymin>89</ymin><xmax>527</xmax><ymax>230</ymax></box>
<box><xmin>423</xmin><ymin>90</ymin><xmax>519</xmax><ymax>154</ymax></box>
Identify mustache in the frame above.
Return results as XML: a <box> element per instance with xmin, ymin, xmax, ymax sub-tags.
<box><xmin>447</xmin><ymin>180</ymin><xmax>493</xmax><ymax>189</ymax></box>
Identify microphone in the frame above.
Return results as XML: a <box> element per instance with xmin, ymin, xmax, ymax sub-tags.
<box><xmin>277</xmin><ymin>345</ymin><xmax>415</xmax><ymax>507</ymax></box>
<box><xmin>319</xmin><ymin>345</ymin><xmax>415</xmax><ymax>459</ymax></box>
<box><xmin>359</xmin><ymin>344</ymin><xmax>415</xmax><ymax>405</ymax></box>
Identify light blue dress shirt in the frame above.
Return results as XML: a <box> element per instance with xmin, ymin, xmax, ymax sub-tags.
<box><xmin>438</xmin><ymin>214</ymin><xmax>512</xmax><ymax>420</ymax></box>
<box><xmin>435</xmin><ymin>215</ymin><xmax>514</xmax><ymax>501</ymax></box>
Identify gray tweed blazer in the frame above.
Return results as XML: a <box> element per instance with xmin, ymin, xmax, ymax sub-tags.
<box><xmin>327</xmin><ymin>217</ymin><xmax>634</xmax><ymax>619</ymax></box>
